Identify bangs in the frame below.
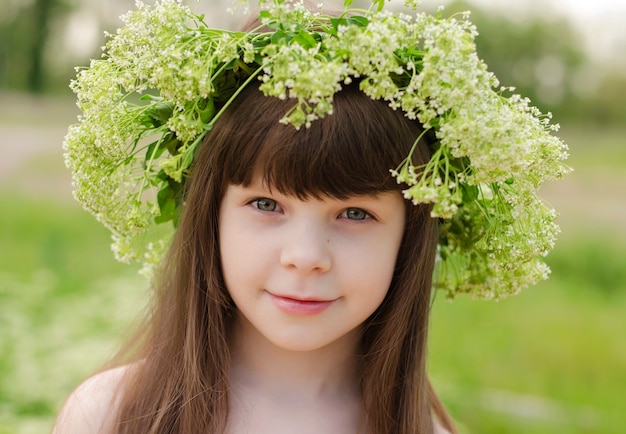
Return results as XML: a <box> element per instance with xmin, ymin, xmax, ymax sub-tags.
<box><xmin>207</xmin><ymin>83</ymin><xmax>430</xmax><ymax>199</ymax></box>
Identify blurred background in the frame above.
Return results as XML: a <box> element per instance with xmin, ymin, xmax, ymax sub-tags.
<box><xmin>1</xmin><ymin>0</ymin><xmax>624</xmax><ymax>433</ymax></box>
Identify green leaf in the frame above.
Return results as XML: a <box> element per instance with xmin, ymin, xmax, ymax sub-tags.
<box><xmin>155</xmin><ymin>179</ymin><xmax>183</xmax><ymax>225</ymax></box>
<box><xmin>181</xmin><ymin>148</ymin><xmax>195</xmax><ymax>172</ymax></box>
<box><xmin>292</xmin><ymin>30</ymin><xmax>318</xmax><ymax>49</ymax></box>
<box><xmin>258</xmin><ymin>10</ymin><xmax>272</xmax><ymax>21</ymax></box>
<box><xmin>199</xmin><ymin>98</ymin><xmax>215</xmax><ymax>124</ymax></box>
<box><xmin>461</xmin><ymin>183</ymin><xmax>479</xmax><ymax>202</ymax></box>
<box><xmin>154</xmin><ymin>102</ymin><xmax>174</xmax><ymax>123</ymax></box>
<box><xmin>330</xmin><ymin>17</ymin><xmax>348</xmax><ymax>31</ymax></box>
<box><xmin>271</xmin><ymin>30</ymin><xmax>291</xmax><ymax>46</ymax></box>
<box><xmin>155</xmin><ymin>184</ymin><xmax>176</xmax><ymax>224</ymax></box>
<box><xmin>348</xmin><ymin>16</ymin><xmax>369</xmax><ymax>27</ymax></box>
<box><xmin>156</xmin><ymin>169</ymin><xmax>169</xmax><ymax>181</ymax></box>
<box><xmin>331</xmin><ymin>16</ymin><xmax>369</xmax><ymax>32</ymax></box>
<box><xmin>372</xmin><ymin>0</ymin><xmax>385</xmax><ymax>12</ymax></box>
<box><xmin>143</xmin><ymin>133</ymin><xmax>177</xmax><ymax>171</ymax></box>
<box><xmin>165</xmin><ymin>137</ymin><xmax>181</xmax><ymax>155</ymax></box>
<box><xmin>142</xmin><ymin>101</ymin><xmax>174</xmax><ymax>127</ymax></box>
<box><xmin>139</xmin><ymin>94</ymin><xmax>163</xmax><ymax>102</ymax></box>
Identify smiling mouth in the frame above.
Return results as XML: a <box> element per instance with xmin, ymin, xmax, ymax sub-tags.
<box><xmin>268</xmin><ymin>293</ymin><xmax>336</xmax><ymax>316</ymax></box>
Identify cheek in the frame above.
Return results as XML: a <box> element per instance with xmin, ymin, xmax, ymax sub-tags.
<box><xmin>220</xmin><ymin>230</ymin><xmax>249</xmax><ymax>277</ymax></box>
<box><xmin>219</xmin><ymin>215</ymin><xmax>273</xmax><ymax>297</ymax></box>
<box><xmin>218</xmin><ymin>211</ymin><xmax>245</xmax><ymax>290</ymax></box>
<box><xmin>342</xmin><ymin>232</ymin><xmax>403</xmax><ymax>305</ymax></box>
<box><xmin>371</xmin><ymin>224</ymin><xmax>405</xmax><ymax>302</ymax></box>
<box><xmin>359</xmin><ymin>254</ymin><xmax>397</xmax><ymax>301</ymax></box>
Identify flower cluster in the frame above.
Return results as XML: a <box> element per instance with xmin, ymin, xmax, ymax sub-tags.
<box><xmin>64</xmin><ymin>0</ymin><xmax>570</xmax><ymax>298</ymax></box>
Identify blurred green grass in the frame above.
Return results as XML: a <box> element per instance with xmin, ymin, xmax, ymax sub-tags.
<box><xmin>430</xmin><ymin>236</ymin><xmax>626</xmax><ymax>433</ymax></box>
<box><xmin>1</xmin><ymin>94</ymin><xmax>625</xmax><ymax>433</ymax></box>
<box><xmin>0</xmin><ymin>192</ymin><xmax>145</xmax><ymax>434</ymax></box>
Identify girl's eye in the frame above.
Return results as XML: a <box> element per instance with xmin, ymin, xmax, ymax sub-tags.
<box><xmin>341</xmin><ymin>207</ymin><xmax>370</xmax><ymax>221</ymax></box>
<box><xmin>251</xmin><ymin>198</ymin><xmax>278</xmax><ymax>212</ymax></box>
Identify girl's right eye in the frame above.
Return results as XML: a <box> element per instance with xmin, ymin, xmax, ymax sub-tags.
<box><xmin>251</xmin><ymin>198</ymin><xmax>278</xmax><ymax>212</ymax></box>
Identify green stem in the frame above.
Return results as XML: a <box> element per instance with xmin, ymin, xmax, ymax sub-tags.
<box><xmin>398</xmin><ymin>127</ymin><xmax>431</xmax><ymax>172</ymax></box>
<box><xmin>135</xmin><ymin>130</ymin><xmax>169</xmax><ymax>205</ymax></box>
<box><xmin>205</xmin><ymin>63</ymin><xmax>266</xmax><ymax>131</ymax></box>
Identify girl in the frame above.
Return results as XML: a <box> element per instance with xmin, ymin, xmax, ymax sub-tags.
<box><xmin>55</xmin><ymin>0</ymin><xmax>569</xmax><ymax>432</ymax></box>
<box><xmin>55</xmin><ymin>80</ymin><xmax>453</xmax><ymax>434</ymax></box>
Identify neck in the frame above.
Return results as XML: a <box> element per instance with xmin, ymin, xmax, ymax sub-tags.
<box><xmin>228</xmin><ymin>314</ymin><xmax>362</xmax><ymax>400</ymax></box>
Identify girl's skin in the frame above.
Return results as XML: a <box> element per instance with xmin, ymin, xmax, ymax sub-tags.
<box><xmin>222</xmin><ymin>175</ymin><xmax>406</xmax><ymax>433</ymax></box>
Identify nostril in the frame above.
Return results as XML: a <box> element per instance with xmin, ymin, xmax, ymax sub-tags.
<box><xmin>280</xmin><ymin>235</ymin><xmax>332</xmax><ymax>273</ymax></box>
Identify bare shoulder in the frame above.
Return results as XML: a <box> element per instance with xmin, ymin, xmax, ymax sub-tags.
<box><xmin>434</xmin><ymin>422</ymin><xmax>453</xmax><ymax>434</ymax></box>
<box><xmin>53</xmin><ymin>365</ymin><xmax>133</xmax><ymax>434</ymax></box>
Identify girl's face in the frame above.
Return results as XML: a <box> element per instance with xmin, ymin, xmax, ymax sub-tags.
<box><xmin>219</xmin><ymin>174</ymin><xmax>406</xmax><ymax>353</ymax></box>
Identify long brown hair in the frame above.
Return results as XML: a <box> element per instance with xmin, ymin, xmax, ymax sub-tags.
<box><xmin>109</xmin><ymin>80</ymin><xmax>456</xmax><ymax>433</ymax></box>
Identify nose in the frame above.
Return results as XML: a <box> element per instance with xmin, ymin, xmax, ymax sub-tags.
<box><xmin>279</xmin><ymin>218</ymin><xmax>332</xmax><ymax>274</ymax></box>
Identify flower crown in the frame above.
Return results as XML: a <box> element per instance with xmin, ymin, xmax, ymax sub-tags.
<box><xmin>64</xmin><ymin>0</ymin><xmax>570</xmax><ymax>300</ymax></box>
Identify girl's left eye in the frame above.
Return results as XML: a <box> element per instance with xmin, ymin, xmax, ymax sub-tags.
<box><xmin>340</xmin><ymin>207</ymin><xmax>370</xmax><ymax>221</ymax></box>
<box><xmin>251</xmin><ymin>198</ymin><xmax>278</xmax><ymax>212</ymax></box>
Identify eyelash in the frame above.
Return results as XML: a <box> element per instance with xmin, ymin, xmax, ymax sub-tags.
<box><xmin>250</xmin><ymin>198</ymin><xmax>373</xmax><ymax>221</ymax></box>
